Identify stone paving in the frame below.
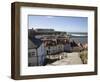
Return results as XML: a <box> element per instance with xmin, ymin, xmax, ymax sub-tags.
<box><xmin>47</xmin><ymin>52</ymin><xmax>83</xmax><ymax>66</ymax></box>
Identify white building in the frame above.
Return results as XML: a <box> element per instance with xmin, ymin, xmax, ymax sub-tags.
<box><xmin>46</xmin><ymin>45</ymin><xmax>57</xmax><ymax>55</ymax></box>
<box><xmin>46</xmin><ymin>41</ymin><xmax>65</xmax><ymax>55</ymax></box>
<box><xmin>28</xmin><ymin>37</ymin><xmax>46</xmax><ymax>66</ymax></box>
<box><xmin>57</xmin><ymin>44</ymin><xmax>64</xmax><ymax>53</ymax></box>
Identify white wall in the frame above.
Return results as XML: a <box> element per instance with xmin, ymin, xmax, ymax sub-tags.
<box><xmin>28</xmin><ymin>49</ymin><xmax>37</xmax><ymax>66</ymax></box>
<box><xmin>37</xmin><ymin>43</ymin><xmax>45</xmax><ymax>65</ymax></box>
<box><xmin>0</xmin><ymin>0</ymin><xmax>100</xmax><ymax>82</ymax></box>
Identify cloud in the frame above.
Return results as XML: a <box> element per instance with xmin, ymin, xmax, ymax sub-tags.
<box><xmin>46</xmin><ymin>16</ymin><xmax>54</xmax><ymax>19</ymax></box>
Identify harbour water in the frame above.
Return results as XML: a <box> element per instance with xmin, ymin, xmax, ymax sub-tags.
<box><xmin>69</xmin><ymin>33</ymin><xmax>88</xmax><ymax>44</ymax></box>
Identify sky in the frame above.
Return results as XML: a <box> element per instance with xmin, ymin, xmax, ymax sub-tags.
<box><xmin>28</xmin><ymin>15</ymin><xmax>88</xmax><ymax>32</ymax></box>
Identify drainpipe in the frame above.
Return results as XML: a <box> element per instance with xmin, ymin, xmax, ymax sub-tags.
<box><xmin>36</xmin><ymin>49</ymin><xmax>39</xmax><ymax>66</ymax></box>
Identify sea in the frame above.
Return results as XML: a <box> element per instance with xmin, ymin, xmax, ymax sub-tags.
<box><xmin>69</xmin><ymin>33</ymin><xmax>88</xmax><ymax>44</ymax></box>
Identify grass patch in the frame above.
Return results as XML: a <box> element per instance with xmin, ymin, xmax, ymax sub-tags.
<box><xmin>80</xmin><ymin>50</ymin><xmax>88</xmax><ymax>64</ymax></box>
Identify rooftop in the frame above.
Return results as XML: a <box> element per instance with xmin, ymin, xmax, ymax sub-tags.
<box><xmin>28</xmin><ymin>39</ymin><xmax>37</xmax><ymax>49</ymax></box>
<box><xmin>28</xmin><ymin>37</ymin><xmax>43</xmax><ymax>49</ymax></box>
<box><xmin>36</xmin><ymin>28</ymin><xmax>54</xmax><ymax>32</ymax></box>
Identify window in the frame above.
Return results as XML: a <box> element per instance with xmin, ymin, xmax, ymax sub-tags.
<box><xmin>31</xmin><ymin>52</ymin><xmax>36</xmax><ymax>56</ymax></box>
<box><xmin>48</xmin><ymin>46</ymin><xmax>49</xmax><ymax>49</ymax></box>
<box><xmin>28</xmin><ymin>52</ymin><xmax>36</xmax><ymax>57</ymax></box>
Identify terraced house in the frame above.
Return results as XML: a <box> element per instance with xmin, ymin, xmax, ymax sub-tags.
<box><xmin>28</xmin><ymin>37</ymin><xmax>46</xmax><ymax>66</ymax></box>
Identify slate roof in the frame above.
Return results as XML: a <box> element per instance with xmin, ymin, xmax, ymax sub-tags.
<box><xmin>28</xmin><ymin>39</ymin><xmax>37</xmax><ymax>49</ymax></box>
<box><xmin>31</xmin><ymin>37</ymin><xmax>43</xmax><ymax>48</ymax></box>
<box><xmin>28</xmin><ymin>37</ymin><xmax>43</xmax><ymax>49</ymax></box>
